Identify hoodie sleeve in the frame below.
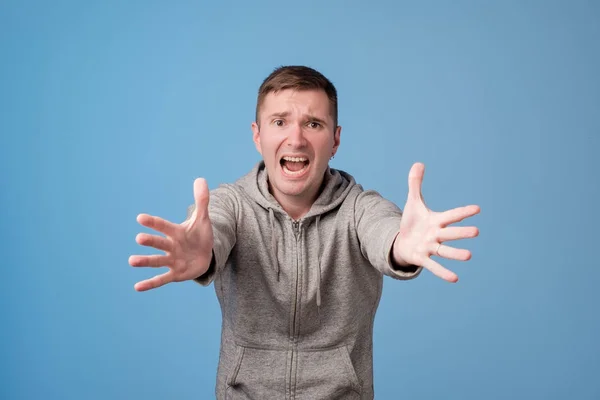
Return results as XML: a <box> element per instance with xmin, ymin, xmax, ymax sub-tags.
<box><xmin>187</xmin><ymin>184</ymin><xmax>238</xmax><ymax>286</ymax></box>
<box><xmin>354</xmin><ymin>189</ymin><xmax>422</xmax><ymax>280</ymax></box>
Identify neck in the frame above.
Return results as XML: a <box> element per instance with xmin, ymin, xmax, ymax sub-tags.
<box><xmin>271</xmin><ymin>189</ymin><xmax>316</xmax><ymax>221</ymax></box>
<box><xmin>268</xmin><ymin>178</ymin><xmax>324</xmax><ymax>221</ymax></box>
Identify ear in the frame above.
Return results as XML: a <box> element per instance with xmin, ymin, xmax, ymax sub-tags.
<box><xmin>251</xmin><ymin>122</ymin><xmax>262</xmax><ymax>155</ymax></box>
<box><xmin>332</xmin><ymin>125</ymin><xmax>342</xmax><ymax>157</ymax></box>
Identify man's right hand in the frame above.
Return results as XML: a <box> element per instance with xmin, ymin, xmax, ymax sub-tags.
<box><xmin>128</xmin><ymin>178</ymin><xmax>214</xmax><ymax>291</ymax></box>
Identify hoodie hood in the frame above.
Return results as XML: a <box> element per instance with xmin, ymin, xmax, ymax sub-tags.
<box><xmin>237</xmin><ymin>160</ymin><xmax>356</xmax><ymax>219</ymax></box>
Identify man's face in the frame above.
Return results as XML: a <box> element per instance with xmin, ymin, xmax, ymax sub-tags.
<box><xmin>252</xmin><ymin>89</ymin><xmax>341</xmax><ymax>204</ymax></box>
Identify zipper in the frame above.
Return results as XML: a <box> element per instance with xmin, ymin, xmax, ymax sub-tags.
<box><xmin>288</xmin><ymin>220</ymin><xmax>301</xmax><ymax>399</ymax></box>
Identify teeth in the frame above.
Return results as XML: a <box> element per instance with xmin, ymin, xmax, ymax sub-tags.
<box><xmin>283</xmin><ymin>163</ymin><xmax>308</xmax><ymax>176</ymax></box>
<box><xmin>282</xmin><ymin>156</ymin><xmax>307</xmax><ymax>162</ymax></box>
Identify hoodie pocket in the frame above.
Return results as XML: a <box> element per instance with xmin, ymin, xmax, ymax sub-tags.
<box><xmin>225</xmin><ymin>344</ymin><xmax>362</xmax><ymax>399</ymax></box>
<box><xmin>295</xmin><ymin>345</ymin><xmax>362</xmax><ymax>399</ymax></box>
<box><xmin>225</xmin><ymin>345</ymin><xmax>288</xmax><ymax>400</ymax></box>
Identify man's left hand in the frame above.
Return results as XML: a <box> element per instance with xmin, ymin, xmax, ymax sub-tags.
<box><xmin>392</xmin><ymin>162</ymin><xmax>480</xmax><ymax>282</ymax></box>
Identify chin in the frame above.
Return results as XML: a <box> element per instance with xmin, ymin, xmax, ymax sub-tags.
<box><xmin>277</xmin><ymin>181</ymin><xmax>309</xmax><ymax>197</ymax></box>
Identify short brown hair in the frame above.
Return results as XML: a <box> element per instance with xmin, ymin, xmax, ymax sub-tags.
<box><xmin>255</xmin><ymin>65</ymin><xmax>338</xmax><ymax>128</ymax></box>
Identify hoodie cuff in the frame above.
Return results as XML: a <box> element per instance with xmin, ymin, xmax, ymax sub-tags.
<box><xmin>385</xmin><ymin>230</ymin><xmax>423</xmax><ymax>280</ymax></box>
<box><xmin>193</xmin><ymin>250</ymin><xmax>217</xmax><ymax>286</ymax></box>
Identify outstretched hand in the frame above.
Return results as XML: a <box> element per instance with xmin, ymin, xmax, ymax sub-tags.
<box><xmin>392</xmin><ymin>163</ymin><xmax>480</xmax><ymax>282</ymax></box>
<box><xmin>128</xmin><ymin>178</ymin><xmax>214</xmax><ymax>291</ymax></box>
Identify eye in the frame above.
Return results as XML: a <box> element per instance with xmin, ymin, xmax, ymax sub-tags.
<box><xmin>308</xmin><ymin>121</ymin><xmax>322</xmax><ymax>129</ymax></box>
<box><xmin>273</xmin><ymin>119</ymin><xmax>284</xmax><ymax>127</ymax></box>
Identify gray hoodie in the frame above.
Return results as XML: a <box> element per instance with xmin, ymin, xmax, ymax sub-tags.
<box><xmin>190</xmin><ymin>161</ymin><xmax>422</xmax><ymax>399</ymax></box>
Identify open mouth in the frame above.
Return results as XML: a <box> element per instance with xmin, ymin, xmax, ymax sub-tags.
<box><xmin>280</xmin><ymin>156</ymin><xmax>309</xmax><ymax>176</ymax></box>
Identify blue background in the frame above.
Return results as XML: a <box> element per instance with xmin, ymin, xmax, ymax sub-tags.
<box><xmin>2</xmin><ymin>0</ymin><xmax>599</xmax><ymax>399</ymax></box>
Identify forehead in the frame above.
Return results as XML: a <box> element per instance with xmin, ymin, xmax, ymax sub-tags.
<box><xmin>260</xmin><ymin>89</ymin><xmax>332</xmax><ymax>118</ymax></box>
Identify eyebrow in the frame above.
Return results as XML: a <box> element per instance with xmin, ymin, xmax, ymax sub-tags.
<box><xmin>306</xmin><ymin>115</ymin><xmax>328</xmax><ymax>126</ymax></box>
<box><xmin>267</xmin><ymin>112</ymin><xmax>328</xmax><ymax>126</ymax></box>
<box><xmin>267</xmin><ymin>112</ymin><xmax>290</xmax><ymax>119</ymax></box>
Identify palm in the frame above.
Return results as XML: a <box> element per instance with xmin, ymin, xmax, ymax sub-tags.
<box><xmin>128</xmin><ymin>178</ymin><xmax>214</xmax><ymax>291</ymax></box>
<box><xmin>393</xmin><ymin>163</ymin><xmax>480</xmax><ymax>283</ymax></box>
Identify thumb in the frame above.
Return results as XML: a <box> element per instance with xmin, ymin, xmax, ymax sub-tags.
<box><xmin>193</xmin><ymin>178</ymin><xmax>210</xmax><ymax>221</ymax></box>
<box><xmin>407</xmin><ymin>162</ymin><xmax>425</xmax><ymax>201</ymax></box>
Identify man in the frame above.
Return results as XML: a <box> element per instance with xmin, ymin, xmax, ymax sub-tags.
<box><xmin>129</xmin><ymin>66</ymin><xmax>480</xmax><ymax>399</ymax></box>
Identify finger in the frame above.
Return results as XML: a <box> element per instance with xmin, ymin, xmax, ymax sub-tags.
<box><xmin>437</xmin><ymin>226</ymin><xmax>479</xmax><ymax>242</ymax></box>
<box><xmin>407</xmin><ymin>162</ymin><xmax>425</xmax><ymax>201</ymax></box>
<box><xmin>136</xmin><ymin>233</ymin><xmax>172</xmax><ymax>252</ymax></box>
<box><xmin>193</xmin><ymin>178</ymin><xmax>210</xmax><ymax>221</ymax></box>
<box><xmin>137</xmin><ymin>213</ymin><xmax>179</xmax><ymax>237</ymax></box>
<box><xmin>438</xmin><ymin>205</ymin><xmax>481</xmax><ymax>227</ymax></box>
<box><xmin>422</xmin><ymin>257</ymin><xmax>458</xmax><ymax>283</ymax></box>
<box><xmin>128</xmin><ymin>254</ymin><xmax>171</xmax><ymax>268</ymax></box>
<box><xmin>134</xmin><ymin>271</ymin><xmax>174</xmax><ymax>292</ymax></box>
<box><xmin>434</xmin><ymin>243</ymin><xmax>472</xmax><ymax>261</ymax></box>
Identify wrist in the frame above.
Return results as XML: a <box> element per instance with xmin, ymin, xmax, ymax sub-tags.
<box><xmin>390</xmin><ymin>233</ymin><xmax>418</xmax><ymax>272</ymax></box>
<box><xmin>391</xmin><ymin>232</ymin><xmax>409</xmax><ymax>266</ymax></box>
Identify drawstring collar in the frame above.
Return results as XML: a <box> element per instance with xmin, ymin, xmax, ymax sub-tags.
<box><xmin>222</xmin><ymin>161</ymin><xmax>356</xmax><ymax>319</ymax></box>
<box><xmin>249</xmin><ymin>161</ymin><xmax>353</xmax><ymax>311</ymax></box>
<box><xmin>267</xmin><ymin>209</ymin><xmax>324</xmax><ymax>310</ymax></box>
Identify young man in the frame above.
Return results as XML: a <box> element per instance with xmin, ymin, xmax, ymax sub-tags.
<box><xmin>129</xmin><ymin>66</ymin><xmax>480</xmax><ymax>399</ymax></box>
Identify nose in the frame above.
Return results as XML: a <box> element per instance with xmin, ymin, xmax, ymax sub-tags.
<box><xmin>286</xmin><ymin>123</ymin><xmax>307</xmax><ymax>148</ymax></box>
